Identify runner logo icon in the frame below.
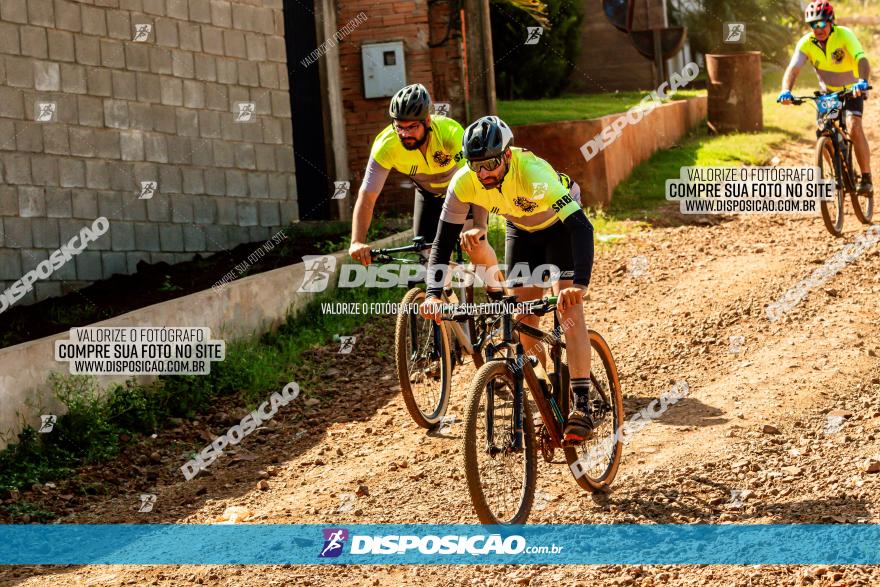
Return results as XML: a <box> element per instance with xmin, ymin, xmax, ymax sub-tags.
<box><xmin>319</xmin><ymin>528</ymin><xmax>349</xmax><ymax>558</ymax></box>
<box><xmin>525</xmin><ymin>27</ymin><xmax>543</xmax><ymax>45</ymax></box>
<box><xmin>299</xmin><ymin>255</ymin><xmax>337</xmax><ymax>293</ymax></box>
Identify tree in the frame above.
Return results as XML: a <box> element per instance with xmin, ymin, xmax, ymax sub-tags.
<box><xmin>490</xmin><ymin>0</ymin><xmax>584</xmax><ymax>99</ymax></box>
<box><xmin>670</xmin><ymin>0</ymin><xmax>804</xmax><ymax>66</ymax></box>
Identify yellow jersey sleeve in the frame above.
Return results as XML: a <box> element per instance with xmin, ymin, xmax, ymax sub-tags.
<box><xmin>368</xmin><ymin>125</ymin><xmax>396</xmax><ymax>170</ymax></box>
<box><xmin>839</xmin><ymin>26</ymin><xmax>866</xmax><ymax>62</ymax></box>
<box><xmin>518</xmin><ymin>152</ymin><xmax>579</xmax><ymax>220</ymax></box>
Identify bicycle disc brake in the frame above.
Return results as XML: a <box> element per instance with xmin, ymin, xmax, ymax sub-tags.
<box><xmin>538</xmin><ymin>424</ymin><xmax>555</xmax><ymax>463</ymax></box>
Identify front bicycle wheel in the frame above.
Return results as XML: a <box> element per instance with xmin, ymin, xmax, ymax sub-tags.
<box><xmin>463</xmin><ymin>360</ymin><xmax>537</xmax><ymax>524</ymax></box>
<box><xmin>817</xmin><ymin>136</ymin><xmax>845</xmax><ymax>237</ymax></box>
<box><xmin>562</xmin><ymin>331</ymin><xmax>624</xmax><ymax>493</ymax></box>
<box><xmin>394</xmin><ymin>287</ymin><xmax>451</xmax><ymax>428</ymax></box>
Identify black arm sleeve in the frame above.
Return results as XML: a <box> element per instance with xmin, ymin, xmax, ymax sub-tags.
<box><xmin>562</xmin><ymin>210</ymin><xmax>594</xmax><ymax>288</ymax></box>
<box><xmin>426</xmin><ymin>220</ymin><xmax>464</xmax><ymax>298</ymax></box>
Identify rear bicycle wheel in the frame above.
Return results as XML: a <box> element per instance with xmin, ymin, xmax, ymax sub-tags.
<box><xmin>851</xmin><ymin>173</ymin><xmax>874</xmax><ymax>225</ymax></box>
<box><xmin>851</xmin><ymin>189</ymin><xmax>874</xmax><ymax>224</ymax></box>
<box><xmin>817</xmin><ymin>136</ymin><xmax>845</xmax><ymax>237</ymax></box>
<box><xmin>562</xmin><ymin>331</ymin><xmax>624</xmax><ymax>493</ymax></box>
<box><xmin>462</xmin><ymin>360</ymin><xmax>537</xmax><ymax>524</ymax></box>
<box><xmin>394</xmin><ymin>287</ymin><xmax>451</xmax><ymax>428</ymax></box>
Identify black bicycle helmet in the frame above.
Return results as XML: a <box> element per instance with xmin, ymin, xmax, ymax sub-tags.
<box><xmin>388</xmin><ymin>83</ymin><xmax>432</xmax><ymax>121</ymax></box>
<box><xmin>462</xmin><ymin>116</ymin><xmax>514</xmax><ymax>160</ymax></box>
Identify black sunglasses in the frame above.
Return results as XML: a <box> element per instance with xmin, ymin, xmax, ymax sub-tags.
<box><xmin>467</xmin><ymin>155</ymin><xmax>504</xmax><ymax>172</ymax></box>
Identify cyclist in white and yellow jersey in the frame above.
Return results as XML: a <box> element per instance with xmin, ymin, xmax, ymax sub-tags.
<box><xmin>778</xmin><ymin>0</ymin><xmax>873</xmax><ymax>194</ymax></box>
<box><xmin>420</xmin><ymin>116</ymin><xmax>597</xmax><ymax>444</ymax></box>
<box><xmin>348</xmin><ymin>84</ymin><xmax>498</xmax><ymax>271</ymax></box>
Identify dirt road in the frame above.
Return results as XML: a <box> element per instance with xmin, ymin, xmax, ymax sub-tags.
<box><xmin>3</xmin><ymin>103</ymin><xmax>880</xmax><ymax>587</ymax></box>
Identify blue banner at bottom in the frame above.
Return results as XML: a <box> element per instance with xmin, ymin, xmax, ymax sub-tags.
<box><xmin>1</xmin><ymin>524</ymin><xmax>879</xmax><ymax>565</ymax></box>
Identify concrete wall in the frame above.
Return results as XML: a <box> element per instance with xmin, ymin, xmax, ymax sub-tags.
<box><xmin>513</xmin><ymin>96</ymin><xmax>707</xmax><ymax>207</ymax></box>
<box><xmin>0</xmin><ymin>0</ymin><xmax>297</xmax><ymax>305</ymax></box>
<box><xmin>0</xmin><ymin>227</ymin><xmax>411</xmax><ymax>450</ymax></box>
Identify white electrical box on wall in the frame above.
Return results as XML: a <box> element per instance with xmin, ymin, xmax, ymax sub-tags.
<box><xmin>362</xmin><ymin>41</ymin><xmax>406</xmax><ymax>99</ymax></box>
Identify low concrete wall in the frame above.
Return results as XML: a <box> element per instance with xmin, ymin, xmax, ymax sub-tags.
<box><xmin>513</xmin><ymin>96</ymin><xmax>707</xmax><ymax>207</ymax></box>
<box><xmin>0</xmin><ymin>229</ymin><xmax>411</xmax><ymax>450</ymax></box>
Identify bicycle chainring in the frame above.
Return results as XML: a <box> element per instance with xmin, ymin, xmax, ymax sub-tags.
<box><xmin>538</xmin><ymin>425</ymin><xmax>555</xmax><ymax>463</ymax></box>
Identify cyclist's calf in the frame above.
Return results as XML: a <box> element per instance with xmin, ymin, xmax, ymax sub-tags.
<box><xmin>558</xmin><ymin>305</ymin><xmax>590</xmax><ymax>380</ymax></box>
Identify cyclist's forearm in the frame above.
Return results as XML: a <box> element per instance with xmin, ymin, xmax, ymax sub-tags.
<box><xmin>426</xmin><ymin>219</ymin><xmax>463</xmax><ymax>298</ymax></box>
<box><xmin>781</xmin><ymin>66</ymin><xmax>800</xmax><ymax>91</ymax></box>
<box><xmin>351</xmin><ymin>190</ymin><xmax>379</xmax><ymax>243</ymax></box>
<box><xmin>858</xmin><ymin>58</ymin><xmax>871</xmax><ymax>82</ymax></box>
<box><xmin>562</xmin><ymin>211</ymin><xmax>594</xmax><ymax>288</ymax></box>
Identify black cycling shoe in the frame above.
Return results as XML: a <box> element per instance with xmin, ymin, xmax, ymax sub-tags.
<box><xmin>563</xmin><ymin>410</ymin><xmax>594</xmax><ymax>444</ymax></box>
<box><xmin>858</xmin><ymin>178</ymin><xmax>874</xmax><ymax>195</ymax></box>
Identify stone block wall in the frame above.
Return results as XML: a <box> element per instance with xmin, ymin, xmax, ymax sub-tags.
<box><xmin>0</xmin><ymin>0</ymin><xmax>296</xmax><ymax>305</ymax></box>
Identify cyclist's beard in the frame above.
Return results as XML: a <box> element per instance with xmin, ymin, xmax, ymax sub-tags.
<box><xmin>478</xmin><ymin>165</ymin><xmax>508</xmax><ymax>189</ymax></box>
<box><xmin>401</xmin><ymin>128</ymin><xmax>428</xmax><ymax>151</ymax></box>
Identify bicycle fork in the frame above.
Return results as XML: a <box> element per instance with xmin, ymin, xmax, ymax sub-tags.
<box><xmin>831</xmin><ymin>131</ymin><xmax>854</xmax><ymax>192</ymax></box>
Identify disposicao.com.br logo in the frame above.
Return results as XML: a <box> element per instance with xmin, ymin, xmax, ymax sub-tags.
<box><xmin>298</xmin><ymin>255</ymin><xmax>561</xmax><ymax>292</ymax></box>
<box><xmin>318</xmin><ymin>528</ymin><xmax>563</xmax><ymax>558</ymax></box>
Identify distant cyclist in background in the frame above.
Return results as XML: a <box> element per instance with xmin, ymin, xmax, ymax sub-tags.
<box><xmin>349</xmin><ymin>83</ymin><xmax>497</xmax><ymax>272</ymax></box>
<box><xmin>778</xmin><ymin>0</ymin><xmax>873</xmax><ymax>194</ymax></box>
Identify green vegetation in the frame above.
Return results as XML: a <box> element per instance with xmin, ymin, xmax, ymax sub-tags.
<box><xmin>498</xmin><ymin>90</ymin><xmax>705</xmax><ymax>126</ymax></box>
<box><xmin>610</xmin><ymin>90</ymin><xmax>816</xmax><ymax>217</ymax></box>
<box><xmin>671</xmin><ymin>0</ymin><xmax>804</xmax><ymax>66</ymax></box>
<box><xmin>0</xmin><ymin>283</ymin><xmax>405</xmax><ymax>497</ymax></box>
<box><xmin>158</xmin><ymin>275</ymin><xmax>183</xmax><ymax>292</ymax></box>
<box><xmin>490</xmin><ymin>0</ymin><xmax>584</xmax><ymax>99</ymax></box>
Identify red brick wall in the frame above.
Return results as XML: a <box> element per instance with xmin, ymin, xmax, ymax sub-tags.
<box><xmin>336</xmin><ymin>0</ymin><xmax>463</xmax><ymax>216</ymax></box>
<box><xmin>429</xmin><ymin>1</ymin><xmax>465</xmax><ymax>122</ymax></box>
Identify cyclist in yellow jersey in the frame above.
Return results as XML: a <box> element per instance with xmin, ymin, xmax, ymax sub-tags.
<box><xmin>349</xmin><ymin>84</ymin><xmax>498</xmax><ymax>271</ymax></box>
<box><xmin>779</xmin><ymin>0</ymin><xmax>873</xmax><ymax>194</ymax></box>
<box><xmin>420</xmin><ymin>116</ymin><xmax>597</xmax><ymax>444</ymax></box>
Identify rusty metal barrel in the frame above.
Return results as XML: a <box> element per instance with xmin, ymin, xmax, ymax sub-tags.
<box><xmin>706</xmin><ymin>52</ymin><xmax>763</xmax><ymax>133</ymax></box>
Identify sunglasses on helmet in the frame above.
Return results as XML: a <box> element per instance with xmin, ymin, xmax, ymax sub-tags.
<box><xmin>810</xmin><ymin>20</ymin><xmax>828</xmax><ymax>29</ymax></box>
<box><xmin>467</xmin><ymin>155</ymin><xmax>504</xmax><ymax>173</ymax></box>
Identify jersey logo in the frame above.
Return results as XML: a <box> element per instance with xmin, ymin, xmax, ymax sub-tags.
<box><xmin>831</xmin><ymin>48</ymin><xmax>845</xmax><ymax>64</ymax></box>
<box><xmin>551</xmin><ymin>194</ymin><xmax>574</xmax><ymax>213</ymax></box>
<box><xmin>530</xmin><ymin>182</ymin><xmax>548</xmax><ymax>201</ymax></box>
<box><xmin>454</xmin><ymin>151</ymin><xmax>464</xmax><ymax>162</ymax></box>
<box><xmin>432</xmin><ymin>151</ymin><xmax>451</xmax><ymax>166</ymax></box>
<box><xmin>490</xmin><ymin>206</ymin><xmax>500</xmax><ymax>214</ymax></box>
<box><xmin>513</xmin><ymin>196</ymin><xmax>538</xmax><ymax>213</ymax></box>
<box><xmin>409</xmin><ymin>165</ymin><xmax>418</xmax><ymax>176</ymax></box>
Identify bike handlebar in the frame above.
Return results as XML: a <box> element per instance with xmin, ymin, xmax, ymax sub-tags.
<box><xmin>370</xmin><ymin>234</ymin><xmax>487</xmax><ymax>263</ymax></box>
<box><xmin>790</xmin><ymin>85</ymin><xmax>873</xmax><ymax>106</ymax></box>
<box><xmin>371</xmin><ymin>240</ymin><xmax>432</xmax><ymax>258</ymax></box>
